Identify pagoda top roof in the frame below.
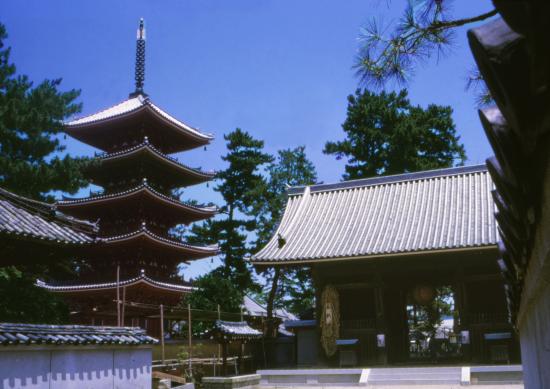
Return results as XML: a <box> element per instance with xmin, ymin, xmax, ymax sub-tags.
<box><xmin>0</xmin><ymin>187</ymin><xmax>97</xmax><ymax>246</ymax></box>
<box><xmin>65</xmin><ymin>94</ymin><xmax>213</xmax><ymax>151</ymax></box>
<box><xmin>37</xmin><ymin>270</ymin><xmax>193</xmax><ymax>294</ymax></box>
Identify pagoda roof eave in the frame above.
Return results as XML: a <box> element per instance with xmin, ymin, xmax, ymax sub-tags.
<box><xmin>65</xmin><ymin>95</ymin><xmax>213</xmax><ymax>143</ymax></box>
<box><xmin>56</xmin><ymin>183</ymin><xmax>217</xmax><ymax>222</ymax></box>
<box><xmin>94</xmin><ymin>141</ymin><xmax>216</xmax><ymax>182</ymax></box>
<box><xmin>102</xmin><ymin>226</ymin><xmax>219</xmax><ymax>258</ymax></box>
<box><xmin>37</xmin><ymin>272</ymin><xmax>195</xmax><ymax>294</ymax></box>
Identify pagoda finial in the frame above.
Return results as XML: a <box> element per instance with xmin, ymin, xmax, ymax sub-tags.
<box><xmin>131</xmin><ymin>18</ymin><xmax>147</xmax><ymax>97</ymax></box>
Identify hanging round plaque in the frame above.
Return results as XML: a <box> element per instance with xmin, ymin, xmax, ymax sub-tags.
<box><xmin>412</xmin><ymin>284</ymin><xmax>436</xmax><ymax>305</ymax></box>
<box><xmin>320</xmin><ymin>285</ymin><xmax>340</xmax><ymax>357</ymax></box>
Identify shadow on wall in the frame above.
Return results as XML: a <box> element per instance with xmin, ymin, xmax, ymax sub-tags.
<box><xmin>1</xmin><ymin>348</ymin><xmax>151</xmax><ymax>389</ymax></box>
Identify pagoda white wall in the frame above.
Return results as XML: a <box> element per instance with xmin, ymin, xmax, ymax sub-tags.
<box><xmin>0</xmin><ymin>345</ymin><xmax>152</xmax><ymax>389</ymax></box>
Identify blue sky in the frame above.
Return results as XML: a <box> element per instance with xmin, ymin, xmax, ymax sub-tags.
<box><xmin>3</xmin><ymin>0</ymin><xmax>496</xmax><ymax>278</ymax></box>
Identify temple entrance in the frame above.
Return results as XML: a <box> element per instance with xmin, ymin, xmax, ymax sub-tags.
<box><xmin>406</xmin><ymin>285</ymin><xmax>463</xmax><ymax>363</ymax></box>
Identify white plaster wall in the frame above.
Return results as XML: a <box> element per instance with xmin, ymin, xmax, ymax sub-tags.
<box><xmin>51</xmin><ymin>349</ymin><xmax>114</xmax><ymax>389</ymax></box>
<box><xmin>0</xmin><ymin>350</ymin><xmax>50</xmax><ymax>389</ymax></box>
<box><xmin>114</xmin><ymin>348</ymin><xmax>152</xmax><ymax>389</ymax></box>
<box><xmin>0</xmin><ymin>346</ymin><xmax>152</xmax><ymax>389</ymax></box>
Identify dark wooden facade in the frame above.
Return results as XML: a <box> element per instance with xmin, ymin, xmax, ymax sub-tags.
<box><xmin>311</xmin><ymin>248</ymin><xmax>519</xmax><ymax>366</ymax></box>
<box><xmin>252</xmin><ymin>165</ymin><xmax>521</xmax><ymax>366</ymax></box>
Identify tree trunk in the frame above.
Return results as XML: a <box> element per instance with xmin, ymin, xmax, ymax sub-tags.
<box><xmin>265</xmin><ymin>267</ymin><xmax>282</xmax><ymax>338</ymax></box>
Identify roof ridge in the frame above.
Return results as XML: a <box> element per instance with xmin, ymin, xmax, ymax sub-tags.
<box><xmin>288</xmin><ymin>164</ymin><xmax>488</xmax><ymax>195</ymax></box>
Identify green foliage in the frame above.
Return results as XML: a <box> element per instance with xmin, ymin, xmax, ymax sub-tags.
<box><xmin>0</xmin><ymin>267</ymin><xmax>69</xmax><ymax>323</ymax></box>
<box><xmin>0</xmin><ymin>22</ymin><xmax>89</xmax><ymax>201</ymax></box>
<box><xmin>185</xmin><ymin>269</ymin><xmax>243</xmax><ymax>313</ymax></box>
<box><xmin>408</xmin><ymin>286</ymin><xmax>454</xmax><ymax>338</ymax></box>
<box><xmin>355</xmin><ymin>0</ymin><xmax>497</xmax><ymax>91</ymax></box>
<box><xmin>0</xmin><ymin>22</ymin><xmax>89</xmax><ymax>323</ymax></box>
<box><xmin>324</xmin><ymin>89</ymin><xmax>466</xmax><ymax>180</ymax></box>
<box><xmin>187</xmin><ymin>129</ymin><xmax>273</xmax><ymax>292</ymax></box>
<box><xmin>181</xmin><ymin>270</ymin><xmax>243</xmax><ymax>336</ymax></box>
<box><xmin>251</xmin><ymin>147</ymin><xmax>318</xmax><ymax>320</ymax></box>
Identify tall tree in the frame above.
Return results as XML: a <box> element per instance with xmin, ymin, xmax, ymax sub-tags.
<box><xmin>324</xmin><ymin>89</ymin><xmax>466</xmax><ymax>180</ymax></box>
<box><xmin>0</xmin><ymin>22</ymin><xmax>89</xmax><ymax>201</ymax></box>
<box><xmin>187</xmin><ymin>128</ymin><xmax>273</xmax><ymax>292</ymax></box>
<box><xmin>355</xmin><ymin>0</ymin><xmax>496</xmax><ymax>104</ymax></box>
<box><xmin>252</xmin><ymin>146</ymin><xmax>317</xmax><ymax>336</ymax></box>
<box><xmin>0</xmin><ymin>22</ymin><xmax>89</xmax><ymax>322</ymax></box>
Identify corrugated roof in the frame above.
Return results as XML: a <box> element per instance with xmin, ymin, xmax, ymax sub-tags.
<box><xmin>0</xmin><ymin>187</ymin><xmax>96</xmax><ymax>245</ymax></box>
<box><xmin>0</xmin><ymin>322</ymin><xmax>157</xmax><ymax>346</ymax></box>
<box><xmin>66</xmin><ymin>94</ymin><xmax>213</xmax><ymax>140</ymax></box>
<box><xmin>252</xmin><ymin>165</ymin><xmax>498</xmax><ymax>264</ymax></box>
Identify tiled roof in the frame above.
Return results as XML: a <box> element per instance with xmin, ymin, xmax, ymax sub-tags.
<box><xmin>242</xmin><ymin>295</ymin><xmax>297</xmax><ymax>320</ymax></box>
<box><xmin>66</xmin><ymin>94</ymin><xmax>213</xmax><ymax>140</ymax></box>
<box><xmin>57</xmin><ymin>180</ymin><xmax>218</xmax><ymax>216</ymax></box>
<box><xmin>96</xmin><ymin>138</ymin><xmax>216</xmax><ymax>179</ymax></box>
<box><xmin>37</xmin><ymin>270</ymin><xmax>193</xmax><ymax>293</ymax></box>
<box><xmin>214</xmin><ymin>321</ymin><xmax>262</xmax><ymax>340</ymax></box>
<box><xmin>0</xmin><ymin>187</ymin><xmax>96</xmax><ymax>245</ymax></box>
<box><xmin>252</xmin><ymin>165</ymin><xmax>498</xmax><ymax>264</ymax></box>
<box><xmin>0</xmin><ymin>322</ymin><xmax>157</xmax><ymax>346</ymax></box>
<box><xmin>103</xmin><ymin>223</ymin><xmax>219</xmax><ymax>254</ymax></box>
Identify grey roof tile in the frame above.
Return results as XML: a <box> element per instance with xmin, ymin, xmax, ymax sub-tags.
<box><xmin>214</xmin><ymin>321</ymin><xmax>262</xmax><ymax>340</ymax></box>
<box><xmin>0</xmin><ymin>323</ymin><xmax>157</xmax><ymax>346</ymax></box>
<box><xmin>252</xmin><ymin>165</ymin><xmax>498</xmax><ymax>264</ymax></box>
<box><xmin>0</xmin><ymin>187</ymin><xmax>97</xmax><ymax>245</ymax></box>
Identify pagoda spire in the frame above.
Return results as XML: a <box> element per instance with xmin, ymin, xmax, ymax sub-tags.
<box><xmin>131</xmin><ymin>18</ymin><xmax>147</xmax><ymax>97</ymax></box>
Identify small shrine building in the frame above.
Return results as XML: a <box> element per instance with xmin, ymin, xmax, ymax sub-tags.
<box><xmin>252</xmin><ymin>164</ymin><xmax>520</xmax><ymax>365</ymax></box>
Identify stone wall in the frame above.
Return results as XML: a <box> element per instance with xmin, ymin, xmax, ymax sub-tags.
<box><xmin>203</xmin><ymin>374</ymin><xmax>260</xmax><ymax>389</ymax></box>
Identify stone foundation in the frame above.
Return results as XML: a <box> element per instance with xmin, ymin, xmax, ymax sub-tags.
<box><xmin>203</xmin><ymin>374</ymin><xmax>261</xmax><ymax>389</ymax></box>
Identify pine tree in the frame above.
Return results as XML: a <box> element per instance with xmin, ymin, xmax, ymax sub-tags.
<box><xmin>324</xmin><ymin>89</ymin><xmax>466</xmax><ymax>180</ymax></box>
<box><xmin>252</xmin><ymin>147</ymin><xmax>317</xmax><ymax>336</ymax></box>
<box><xmin>0</xmin><ymin>22</ymin><xmax>90</xmax><ymax>323</ymax></box>
<box><xmin>186</xmin><ymin>128</ymin><xmax>273</xmax><ymax>292</ymax></box>
<box><xmin>0</xmin><ymin>22</ymin><xmax>89</xmax><ymax>200</ymax></box>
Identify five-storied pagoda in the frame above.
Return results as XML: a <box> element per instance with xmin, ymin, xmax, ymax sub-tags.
<box><xmin>40</xmin><ymin>20</ymin><xmax>219</xmax><ymax>335</ymax></box>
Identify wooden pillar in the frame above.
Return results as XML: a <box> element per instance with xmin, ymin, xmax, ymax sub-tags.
<box><xmin>311</xmin><ymin>266</ymin><xmax>325</xmax><ymax>366</ymax></box>
<box><xmin>121</xmin><ymin>286</ymin><xmax>126</xmax><ymax>327</ymax></box>
<box><xmin>238</xmin><ymin>340</ymin><xmax>244</xmax><ymax>374</ymax></box>
<box><xmin>374</xmin><ymin>286</ymin><xmax>387</xmax><ymax>365</ymax></box>
<box><xmin>116</xmin><ymin>264</ymin><xmax>121</xmax><ymax>327</ymax></box>
<box><xmin>222</xmin><ymin>341</ymin><xmax>228</xmax><ymax>376</ymax></box>
<box><xmin>188</xmin><ymin>303</ymin><xmax>193</xmax><ymax>374</ymax></box>
<box><xmin>217</xmin><ymin>304</ymin><xmax>221</xmax><ymax>363</ymax></box>
<box><xmin>160</xmin><ymin>304</ymin><xmax>165</xmax><ymax>364</ymax></box>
